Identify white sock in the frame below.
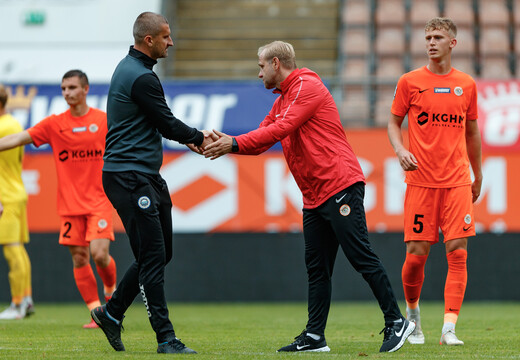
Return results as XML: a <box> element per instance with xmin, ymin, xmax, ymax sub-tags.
<box><xmin>306</xmin><ymin>332</ymin><xmax>321</xmax><ymax>340</ymax></box>
<box><xmin>442</xmin><ymin>322</ymin><xmax>456</xmax><ymax>334</ymax></box>
<box><xmin>407</xmin><ymin>305</ymin><xmax>420</xmax><ymax>317</ymax></box>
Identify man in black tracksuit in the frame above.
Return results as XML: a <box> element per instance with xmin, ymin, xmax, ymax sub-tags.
<box><xmin>90</xmin><ymin>12</ymin><xmax>213</xmax><ymax>354</ymax></box>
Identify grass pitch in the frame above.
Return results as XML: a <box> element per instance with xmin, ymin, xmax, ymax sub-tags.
<box><xmin>0</xmin><ymin>301</ymin><xmax>518</xmax><ymax>359</ymax></box>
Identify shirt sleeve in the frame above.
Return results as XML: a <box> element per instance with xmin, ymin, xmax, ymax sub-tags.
<box><xmin>236</xmin><ymin>79</ymin><xmax>324</xmax><ymax>155</ymax></box>
<box><xmin>132</xmin><ymin>73</ymin><xmax>204</xmax><ymax>146</ymax></box>
<box><xmin>391</xmin><ymin>75</ymin><xmax>410</xmax><ymax>117</ymax></box>
<box><xmin>27</xmin><ymin>115</ymin><xmax>53</xmax><ymax>147</ymax></box>
<box><xmin>466</xmin><ymin>80</ymin><xmax>478</xmax><ymax>120</ymax></box>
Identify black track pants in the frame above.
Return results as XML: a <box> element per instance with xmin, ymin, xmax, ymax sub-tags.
<box><xmin>303</xmin><ymin>182</ymin><xmax>401</xmax><ymax>335</ymax></box>
<box><xmin>102</xmin><ymin>170</ymin><xmax>175</xmax><ymax>343</ymax></box>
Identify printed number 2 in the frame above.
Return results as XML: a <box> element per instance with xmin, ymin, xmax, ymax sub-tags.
<box><xmin>63</xmin><ymin>221</ymin><xmax>72</xmax><ymax>238</ymax></box>
<box><xmin>413</xmin><ymin>214</ymin><xmax>424</xmax><ymax>233</ymax></box>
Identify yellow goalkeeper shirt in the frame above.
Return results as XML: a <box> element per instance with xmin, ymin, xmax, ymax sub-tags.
<box><xmin>0</xmin><ymin>113</ymin><xmax>27</xmax><ymax>204</ymax></box>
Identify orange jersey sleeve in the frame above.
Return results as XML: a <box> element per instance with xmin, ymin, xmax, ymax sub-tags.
<box><xmin>391</xmin><ymin>66</ymin><xmax>478</xmax><ymax>187</ymax></box>
<box><xmin>27</xmin><ymin>108</ymin><xmax>112</xmax><ymax>215</ymax></box>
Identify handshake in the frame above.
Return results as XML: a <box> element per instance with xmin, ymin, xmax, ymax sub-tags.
<box><xmin>186</xmin><ymin>129</ymin><xmax>234</xmax><ymax>160</ymax></box>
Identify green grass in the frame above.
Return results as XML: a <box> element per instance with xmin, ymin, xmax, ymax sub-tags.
<box><xmin>0</xmin><ymin>302</ymin><xmax>519</xmax><ymax>359</ymax></box>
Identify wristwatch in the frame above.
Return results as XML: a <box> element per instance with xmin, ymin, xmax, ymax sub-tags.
<box><xmin>231</xmin><ymin>137</ymin><xmax>239</xmax><ymax>152</ymax></box>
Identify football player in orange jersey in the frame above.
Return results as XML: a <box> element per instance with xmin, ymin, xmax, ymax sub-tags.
<box><xmin>388</xmin><ymin>18</ymin><xmax>482</xmax><ymax>346</ymax></box>
<box><xmin>0</xmin><ymin>71</ymin><xmax>118</xmax><ymax>328</ymax></box>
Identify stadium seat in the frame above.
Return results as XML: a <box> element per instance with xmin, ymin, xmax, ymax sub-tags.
<box><xmin>515</xmin><ymin>0</ymin><xmax>520</xmax><ymax>24</ymax></box>
<box><xmin>342</xmin><ymin>28</ymin><xmax>371</xmax><ymax>56</ymax></box>
<box><xmin>452</xmin><ymin>56</ymin><xmax>476</xmax><ymax>77</ymax></box>
<box><xmin>374</xmin><ymin>85</ymin><xmax>397</xmax><ymax>127</ymax></box>
<box><xmin>341</xmin><ymin>85</ymin><xmax>371</xmax><ymax>126</ymax></box>
<box><xmin>376</xmin><ymin>56</ymin><xmax>404</xmax><ymax>79</ymax></box>
<box><xmin>444</xmin><ymin>0</ymin><xmax>475</xmax><ymax>26</ymax></box>
<box><xmin>411</xmin><ymin>55</ymin><xmax>428</xmax><ymax>70</ymax></box>
<box><xmin>410</xmin><ymin>26</ymin><xmax>427</xmax><ymax>55</ymax></box>
<box><xmin>342</xmin><ymin>0</ymin><xmax>371</xmax><ymax>26</ymax></box>
<box><xmin>410</xmin><ymin>0</ymin><xmax>440</xmax><ymax>25</ymax></box>
<box><xmin>342</xmin><ymin>57</ymin><xmax>370</xmax><ymax>80</ymax></box>
<box><xmin>515</xmin><ymin>25</ymin><xmax>520</xmax><ymax>55</ymax></box>
<box><xmin>479</xmin><ymin>0</ymin><xmax>509</xmax><ymax>26</ymax></box>
<box><xmin>375</xmin><ymin>26</ymin><xmax>406</xmax><ymax>55</ymax></box>
<box><xmin>481</xmin><ymin>56</ymin><xmax>513</xmax><ymax>79</ymax></box>
<box><xmin>480</xmin><ymin>26</ymin><xmax>510</xmax><ymax>55</ymax></box>
<box><xmin>453</xmin><ymin>26</ymin><xmax>475</xmax><ymax>55</ymax></box>
<box><xmin>375</xmin><ymin>0</ymin><xmax>406</xmax><ymax>26</ymax></box>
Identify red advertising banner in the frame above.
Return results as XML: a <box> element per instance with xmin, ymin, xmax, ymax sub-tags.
<box><xmin>23</xmin><ymin>129</ymin><xmax>519</xmax><ymax>233</ymax></box>
<box><xmin>477</xmin><ymin>80</ymin><xmax>520</xmax><ymax>153</ymax></box>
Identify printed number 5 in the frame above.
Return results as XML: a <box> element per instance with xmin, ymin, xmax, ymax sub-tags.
<box><xmin>413</xmin><ymin>214</ymin><xmax>424</xmax><ymax>233</ymax></box>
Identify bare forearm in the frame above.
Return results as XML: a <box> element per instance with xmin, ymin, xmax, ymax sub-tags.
<box><xmin>0</xmin><ymin>131</ymin><xmax>33</xmax><ymax>151</ymax></box>
<box><xmin>387</xmin><ymin>121</ymin><xmax>406</xmax><ymax>154</ymax></box>
<box><xmin>466</xmin><ymin>130</ymin><xmax>482</xmax><ymax>181</ymax></box>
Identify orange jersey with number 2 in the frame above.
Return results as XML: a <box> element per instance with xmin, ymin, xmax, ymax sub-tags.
<box><xmin>28</xmin><ymin>108</ymin><xmax>111</xmax><ymax>216</ymax></box>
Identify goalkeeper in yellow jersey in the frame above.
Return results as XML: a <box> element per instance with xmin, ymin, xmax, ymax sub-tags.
<box><xmin>0</xmin><ymin>84</ymin><xmax>34</xmax><ymax>319</ymax></box>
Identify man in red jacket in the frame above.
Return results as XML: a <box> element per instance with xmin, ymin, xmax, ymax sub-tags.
<box><xmin>203</xmin><ymin>41</ymin><xmax>414</xmax><ymax>353</ymax></box>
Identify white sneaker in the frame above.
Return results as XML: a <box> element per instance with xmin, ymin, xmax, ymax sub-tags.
<box><xmin>22</xmin><ymin>297</ymin><xmax>35</xmax><ymax>317</ymax></box>
<box><xmin>440</xmin><ymin>329</ymin><xmax>464</xmax><ymax>345</ymax></box>
<box><xmin>0</xmin><ymin>303</ymin><xmax>25</xmax><ymax>320</ymax></box>
<box><xmin>407</xmin><ymin>309</ymin><xmax>425</xmax><ymax>344</ymax></box>
<box><xmin>408</xmin><ymin>326</ymin><xmax>425</xmax><ymax>344</ymax></box>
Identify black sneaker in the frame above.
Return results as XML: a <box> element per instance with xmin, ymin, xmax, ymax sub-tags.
<box><xmin>379</xmin><ymin>318</ymin><xmax>415</xmax><ymax>352</ymax></box>
<box><xmin>157</xmin><ymin>338</ymin><xmax>197</xmax><ymax>354</ymax></box>
<box><xmin>91</xmin><ymin>305</ymin><xmax>125</xmax><ymax>351</ymax></box>
<box><xmin>277</xmin><ymin>330</ymin><xmax>330</xmax><ymax>352</ymax></box>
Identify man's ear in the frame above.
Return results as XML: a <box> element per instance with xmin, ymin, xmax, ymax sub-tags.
<box><xmin>450</xmin><ymin>37</ymin><xmax>457</xmax><ymax>50</ymax></box>
<box><xmin>144</xmin><ymin>34</ymin><xmax>153</xmax><ymax>47</ymax></box>
<box><xmin>272</xmin><ymin>57</ymin><xmax>280</xmax><ymax>69</ymax></box>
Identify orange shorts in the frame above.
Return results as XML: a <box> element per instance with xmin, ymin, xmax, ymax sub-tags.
<box><xmin>59</xmin><ymin>210</ymin><xmax>115</xmax><ymax>247</ymax></box>
<box><xmin>404</xmin><ymin>184</ymin><xmax>475</xmax><ymax>243</ymax></box>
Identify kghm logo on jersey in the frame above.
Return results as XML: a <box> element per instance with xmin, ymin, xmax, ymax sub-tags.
<box><xmin>415</xmin><ymin>111</ymin><xmax>464</xmax><ymax>128</ymax></box>
<box><xmin>59</xmin><ymin>150</ymin><xmax>69</xmax><ymax>161</ymax></box>
<box><xmin>58</xmin><ymin>149</ymin><xmax>103</xmax><ymax>161</ymax></box>
<box><xmin>417</xmin><ymin>111</ymin><xmax>428</xmax><ymax>126</ymax></box>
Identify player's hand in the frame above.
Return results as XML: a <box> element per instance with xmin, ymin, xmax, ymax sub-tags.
<box><xmin>0</xmin><ymin>200</ymin><xmax>3</xmax><ymax>218</ymax></box>
<box><xmin>396</xmin><ymin>149</ymin><xmax>418</xmax><ymax>171</ymax></box>
<box><xmin>200</xmin><ymin>130</ymin><xmax>218</xmax><ymax>149</ymax></box>
<box><xmin>187</xmin><ymin>130</ymin><xmax>219</xmax><ymax>154</ymax></box>
<box><xmin>471</xmin><ymin>176</ymin><xmax>482</xmax><ymax>203</ymax></box>
<box><xmin>186</xmin><ymin>143</ymin><xmax>203</xmax><ymax>154</ymax></box>
<box><xmin>203</xmin><ymin>129</ymin><xmax>233</xmax><ymax>160</ymax></box>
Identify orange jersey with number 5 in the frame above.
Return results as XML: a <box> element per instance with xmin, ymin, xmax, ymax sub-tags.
<box><xmin>391</xmin><ymin>66</ymin><xmax>478</xmax><ymax>187</ymax></box>
<box><xmin>28</xmin><ymin>108</ymin><xmax>112</xmax><ymax>215</ymax></box>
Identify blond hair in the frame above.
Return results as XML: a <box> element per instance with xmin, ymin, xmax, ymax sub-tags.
<box><xmin>258</xmin><ymin>41</ymin><xmax>297</xmax><ymax>69</ymax></box>
<box><xmin>425</xmin><ymin>17</ymin><xmax>457</xmax><ymax>38</ymax></box>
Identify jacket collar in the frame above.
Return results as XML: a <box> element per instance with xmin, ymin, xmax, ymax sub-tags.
<box><xmin>273</xmin><ymin>68</ymin><xmax>302</xmax><ymax>95</ymax></box>
<box><xmin>128</xmin><ymin>46</ymin><xmax>157</xmax><ymax>70</ymax></box>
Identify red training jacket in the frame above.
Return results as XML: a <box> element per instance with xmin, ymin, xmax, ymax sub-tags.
<box><xmin>236</xmin><ymin>68</ymin><xmax>365</xmax><ymax>209</ymax></box>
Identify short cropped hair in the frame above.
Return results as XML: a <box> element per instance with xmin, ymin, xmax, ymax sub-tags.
<box><xmin>425</xmin><ymin>17</ymin><xmax>457</xmax><ymax>38</ymax></box>
<box><xmin>0</xmin><ymin>84</ymin><xmax>7</xmax><ymax>108</ymax></box>
<box><xmin>133</xmin><ymin>12</ymin><xmax>169</xmax><ymax>44</ymax></box>
<box><xmin>258</xmin><ymin>41</ymin><xmax>297</xmax><ymax>69</ymax></box>
<box><xmin>63</xmin><ymin>69</ymin><xmax>89</xmax><ymax>87</ymax></box>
